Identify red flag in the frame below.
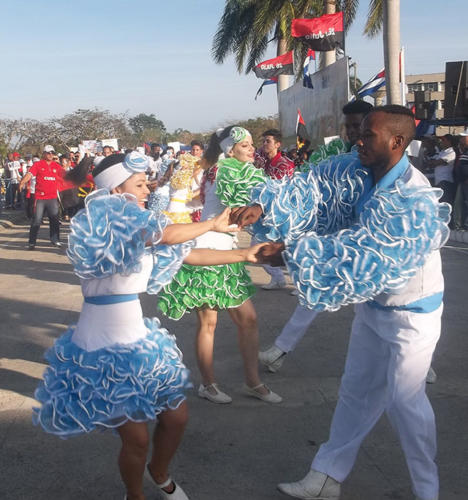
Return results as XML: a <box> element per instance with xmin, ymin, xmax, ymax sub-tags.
<box><xmin>254</xmin><ymin>51</ymin><xmax>294</xmax><ymax>80</ymax></box>
<box><xmin>296</xmin><ymin>109</ymin><xmax>310</xmax><ymax>150</ymax></box>
<box><xmin>292</xmin><ymin>12</ymin><xmax>344</xmax><ymax>51</ymax></box>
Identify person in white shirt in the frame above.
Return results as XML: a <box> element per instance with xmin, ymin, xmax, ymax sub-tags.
<box><xmin>426</xmin><ymin>134</ymin><xmax>456</xmax><ymax>208</ymax></box>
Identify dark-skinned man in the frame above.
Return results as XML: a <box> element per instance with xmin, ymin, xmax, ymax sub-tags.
<box><xmin>258</xmin><ymin>100</ymin><xmax>374</xmax><ymax>372</ymax></box>
<box><xmin>232</xmin><ymin>106</ymin><xmax>449</xmax><ymax>500</ymax></box>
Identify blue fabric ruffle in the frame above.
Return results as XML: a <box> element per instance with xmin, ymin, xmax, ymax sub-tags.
<box><xmin>147</xmin><ymin>241</ymin><xmax>194</xmax><ymax>295</ymax></box>
<box><xmin>250</xmin><ymin>152</ymin><xmax>368</xmax><ymax>242</ymax></box>
<box><xmin>67</xmin><ymin>189</ymin><xmax>168</xmax><ymax>279</ymax></box>
<box><xmin>32</xmin><ymin>318</ymin><xmax>191</xmax><ymax>438</ymax></box>
<box><xmin>283</xmin><ymin>180</ymin><xmax>451</xmax><ymax>311</ymax></box>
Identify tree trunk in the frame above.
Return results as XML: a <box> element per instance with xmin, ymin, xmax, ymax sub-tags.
<box><xmin>324</xmin><ymin>0</ymin><xmax>336</xmax><ymax>67</ymax></box>
<box><xmin>277</xmin><ymin>37</ymin><xmax>290</xmax><ymax>93</ymax></box>
<box><xmin>383</xmin><ymin>0</ymin><xmax>401</xmax><ymax>104</ymax></box>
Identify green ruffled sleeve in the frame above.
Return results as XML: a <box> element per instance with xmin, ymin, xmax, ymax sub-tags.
<box><xmin>215</xmin><ymin>157</ymin><xmax>266</xmax><ymax>207</ymax></box>
<box><xmin>300</xmin><ymin>138</ymin><xmax>349</xmax><ymax>173</ymax></box>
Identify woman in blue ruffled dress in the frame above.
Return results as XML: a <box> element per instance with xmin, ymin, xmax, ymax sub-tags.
<box><xmin>32</xmin><ymin>152</ymin><xmax>271</xmax><ymax>500</ymax></box>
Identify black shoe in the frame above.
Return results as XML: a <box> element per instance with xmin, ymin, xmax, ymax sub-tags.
<box><xmin>28</xmin><ymin>244</ymin><xmax>35</xmax><ymax>250</ymax></box>
<box><xmin>51</xmin><ymin>241</ymin><xmax>62</xmax><ymax>248</ymax></box>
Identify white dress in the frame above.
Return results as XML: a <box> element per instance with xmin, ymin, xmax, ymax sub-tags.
<box><xmin>33</xmin><ymin>189</ymin><xmax>193</xmax><ymax>437</ymax></box>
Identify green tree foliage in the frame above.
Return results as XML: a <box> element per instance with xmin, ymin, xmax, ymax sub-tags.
<box><xmin>128</xmin><ymin>113</ymin><xmax>167</xmax><ymax>145</ymax></box>
<box><xmin>213</xmin><ymin>1</ymin><xmax>384</xmax><ymax>79</ymax></box>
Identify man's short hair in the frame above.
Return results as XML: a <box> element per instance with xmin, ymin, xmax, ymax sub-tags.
<box><xmin>151</xmin><ymin>143</ymin><xmax>161</xmax><ymax>148</ymax></box>
<box><xmin>342</xmin><ymin>100</ymin><xmax>374</xmax><ymax>116</ymax></box>
<box><xmin>190</xmin><ymin>140</ymin><xmax>204</xmax><ymax>149</ymax></box>
<box><xmin>262</xmin><ymin>129</ymin><xmax>282</xmax><ymax>142</ymax></box>
<box><xmin>370</xmin><ymin>105</ymin><xmax>416</xmax><ymax>149</ymax></box>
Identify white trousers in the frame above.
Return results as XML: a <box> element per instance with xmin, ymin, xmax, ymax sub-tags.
<box><xmin>312</xmin><ymin>302</ymin><xmax>442</xmax><ymax>500</ymax></box>
<box><xmin>275</xmin><ymin>304</ymin><xmax>319</xmax><ymax>352</ymax></box>
<box><xmin>263</xmin><ymin>263</ymin><xmax>285</xmax><ymax>282</ymax></box>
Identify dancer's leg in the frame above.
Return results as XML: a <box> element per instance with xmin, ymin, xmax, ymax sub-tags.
<box><xmin>275</xmin><ymin>304</ymin><xmax>319</xmax><ymax>353</ymax></box>
<box><xmin>117</xmin><ymin>421</ymin><xmax>150</xmax><ymax>500</ymax></box>
<box><xmin>227</xmin><ymin>299</ymin><xmax>263</xmax><ymax>389</ymax></box>
<box><xmin>148</xmin><ymin>402</ymin><xmax>189</xmax><ymax>487</ymax></box>
<box><xmin>195</xmin><ymin>308</ymin><xmax>218</xmax><ymax>385</ymax></box>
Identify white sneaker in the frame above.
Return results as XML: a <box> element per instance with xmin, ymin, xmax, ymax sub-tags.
<box><xmin>278</xmin><ymin>469</ymin><xmax>341</xmax><ymax>499</ymax></box>
<box><xmin>242</xmin><ymin>383</ymin><xmax>282</xmax><ymax>403</ymax></box>
<box><xmin>426</xmin><ymin>366</ymin><xmax>437</xmax><ymax>384</ymax></box>
<box><xmin>259</xmin><ymin>345</ymin><xmax>286</xmax><ymax>373</ymax></box>
<box><xmin>262</xmin><ymin>279</ymin><xmax>287</xmax><ymax>290</ymax></box>
<box><xmin>145</xmin><ymin>465</ymin><xmax>190</xmax><ymax>500</ymax></box>
<box><xmin>198</xmin><ymin>383</ymin><xmax>232</xmax><ymax>404</ymax></box>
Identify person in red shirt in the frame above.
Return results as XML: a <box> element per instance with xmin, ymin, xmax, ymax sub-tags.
<box><xmin>255</xmin><ymin>128</ymin><xmax>296</xmax><ymax>180</ymax></box>
<box><xmin>19</xmin><ymin>145</ymin><xmax>63</xmax><ymax>250</ymax></box>
<box><xmin>254</xmin><ymin>129</ymin><xmax>295</xmax><ymax>289</ymax></box>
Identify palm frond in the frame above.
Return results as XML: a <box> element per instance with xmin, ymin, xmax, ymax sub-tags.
<box><xmin>363</xmin><ymin>0</ymin><xmax>383</xmax><ymax>38</ymax></box>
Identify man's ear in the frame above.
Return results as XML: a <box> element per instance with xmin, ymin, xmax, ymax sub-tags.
<box><xmin>393</xmin><ymin>134</ymin><xmax>404</xmax><ymax>150</ymax></box>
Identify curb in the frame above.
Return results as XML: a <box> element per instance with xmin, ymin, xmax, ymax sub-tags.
<box><xmin>0</xmin><ymin>211</ymin><xmax>29</xmax><ymax>231</ymax></box>
<box><xmin>449</xmin><ymin>229</ymin><xmax>468</xmax><ymax>245</ymax></box>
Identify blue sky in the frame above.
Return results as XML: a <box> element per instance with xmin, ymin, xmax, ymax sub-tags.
<box><xmin>1</xmin><ymin>0</ymin><xmax>467</xmax><ymax>132</ymax></box>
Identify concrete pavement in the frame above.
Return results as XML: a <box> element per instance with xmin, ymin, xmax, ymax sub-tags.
<box><xmin>0</xmin><ymin>215</ymin><xmax>467</xmax><ymax>499</ymax></box>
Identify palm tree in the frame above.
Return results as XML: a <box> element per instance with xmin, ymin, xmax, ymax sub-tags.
<box><xmin>212</xmin><ymin>0</ymin><xmax>324</xmax><ymax>92</ymax></box>
<box><xmin>212</xmin><ymin>0</ymin><xmax>386</xmax><ymax>90</ymax></box>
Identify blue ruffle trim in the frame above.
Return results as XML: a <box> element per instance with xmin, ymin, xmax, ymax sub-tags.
<box><xmin>67</xmin><ymin>189</ymin><xmax>168</xmax><ymax>279</ymax></box>
<box><xmin>283</xmin><ymin>181</ymin><xmax>451</xmax><ymax>311</ymax></box>
<box><xmin>147</xmin><ymin>241</ymin><xmax>194</xmax><ymax>295</ymax></box>
<box><xmin>32</xmin><ymin>318</ymin><xmax>191</xmax><ymax>438</ymax></box>
<box><xmin>250</xmin><ymin>152</ymin><xmax>368</xmax><ymax>242</ymax></box>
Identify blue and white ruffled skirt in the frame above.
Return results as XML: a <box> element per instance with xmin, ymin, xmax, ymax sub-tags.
<box><xmin>32</xmin><ymin>317</ymin><xmax>191</xmax><ymax>438</ymax></box>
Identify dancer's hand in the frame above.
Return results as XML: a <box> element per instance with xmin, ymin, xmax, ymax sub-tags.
<box><xmin>230</xmin><ymin>204</ymin><xmax>263</xmax><ymax>228</ymax></box>
<box><xmin>241</xmin><ymin>242</ymin><xmax>278</xmax><ymax>263</ymax></box>
<box><xmin>211</xmin><ymin>207</ymin><xmax>240</xmax><ymax>233</ymax></box>
<box><xmin>257</xmin><ymin>242</ymin><xmax>285</xmax><ymax>266</ymax></box>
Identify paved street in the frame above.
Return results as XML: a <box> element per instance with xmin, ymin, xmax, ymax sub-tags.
<box><xmin>0</xmin><ymin>212</ymin><xmax>467</xmax><ymax>500</ymax></box>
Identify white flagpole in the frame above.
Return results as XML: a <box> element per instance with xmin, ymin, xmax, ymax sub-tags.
<box><xmin>400</xmin><ymin>46</ymin><xmax>407</xmax><ymax>106</ymax></box>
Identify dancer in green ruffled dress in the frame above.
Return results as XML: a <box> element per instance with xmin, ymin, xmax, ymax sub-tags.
<box><xmin>158</xmin><ymin>126</ymin><xmax>282</xmax><ymax>405</ymax></box>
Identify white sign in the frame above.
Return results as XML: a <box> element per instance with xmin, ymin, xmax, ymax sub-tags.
<box><xmin>278</xmin><ymin>57</ymin><xmax>350</xmax><ymax>148</ymax></box>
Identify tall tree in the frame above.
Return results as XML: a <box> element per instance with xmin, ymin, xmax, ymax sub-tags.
<box><xmin>213</xmin><ymin>1</ymin><xmax>385</xmax><ymax>83</ymax></box>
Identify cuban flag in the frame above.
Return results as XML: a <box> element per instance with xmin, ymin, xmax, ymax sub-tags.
<box><xmin>355</xmin><ymin>68</ymin><xmax>385</xmax><ymax>99</ymax></box>
<box><xmin>255</xmin><ymin>76</ymin><xmax>278</xmax><ymax>100</ymax></box>
<box><xmin>303</xmin><ymin>49</ymin><xmax>315</xmax><ymax>89</ymax></box>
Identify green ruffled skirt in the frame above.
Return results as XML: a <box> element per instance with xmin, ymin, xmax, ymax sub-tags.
<box><xmin>158</xmin><ymin>263</ymin><xmax>256</xmax><ymax>320</ymax></box>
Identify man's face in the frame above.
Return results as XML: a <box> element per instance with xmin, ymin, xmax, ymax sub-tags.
<box><xmin>44</xmin><ymin>151</ymin><xmax>55</xmax><ymax>161</ymax></box>
<box><xmin>103</xmin><ymin>146</ymin><xmax>112</xmax><ymax>157</ymax></box>
<box><xmin>356</xmin><ymin>112</ymin><xmax>393</xmax><ymax>168</ymax></box>
<box><xmin>262</xmin><ymin>135</ymin><xmax>280</xmax><ymax>155</ymax></box>
<box><xmin>191</xmin><ymin>145</ymin><xmax>203</xmax><ymax>157</ymax></box>
<box><xmin>344</xmin><ymin>113</ymin><xmax>365</xmax><ymax>146</ymax></box>
<box><xmin>152</xmin><ymin>146</ymin><xmax>161</xmax><ymax>155</ymax></box>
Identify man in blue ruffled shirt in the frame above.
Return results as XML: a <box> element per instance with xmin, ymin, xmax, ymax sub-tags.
<box><xmin>232</xmin><ymin>105</ymin><xmax>448</xmax><ymax>500</ymax></box>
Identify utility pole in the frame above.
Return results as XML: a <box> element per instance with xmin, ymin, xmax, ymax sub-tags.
<box><xmin>324</xmin><ymin>0</ymin><xmax>336</xmax><ymax>67</ymax></box>
<box><xmin>383</xmin><ymin>0</ymin><xmax>401</xmax><ymax>104</ymax></box>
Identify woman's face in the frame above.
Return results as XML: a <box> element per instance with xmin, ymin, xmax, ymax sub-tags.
<box><xmin>114</xmin><ymin>173</ymin><xmax>149</xmax><ymax>208</ymax></box>
<box><xmin>229</xmin><ymin>137</ymin><xmax>255</xmax><ymax>162</ymax></box>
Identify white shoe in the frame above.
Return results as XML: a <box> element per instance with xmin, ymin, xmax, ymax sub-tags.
<box><xmin>426</xmin><ymin>366</ymin><xmax>437</xmax><ymax>384</ymax></box>
<box><xmin>262</xmin><ymin>279</ymin><xmax>287</xmax><ymax>290</ymax></box>
<box><xmin>198</xmin><ymin>383</ymin><xmax>232</xmax><ymax>404</ymax></box>
<box><xmin>145</xmin><ymin>465</ymin><xmax>190</xmax><ymax>500</ymax></box>
<box><xmin>278</xmin><ymin>469</ymin><xmax>340</xmax><ymax>499</ymax></box>
<box><xmin>242</xmin><ymin>383</ymin><xmax>282</xmax><ymax>403</ymax></box>
<box><xmin>259</xmin><ymin>345</ymin><xmax>286</xmax><ymax>373</ymax></box>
